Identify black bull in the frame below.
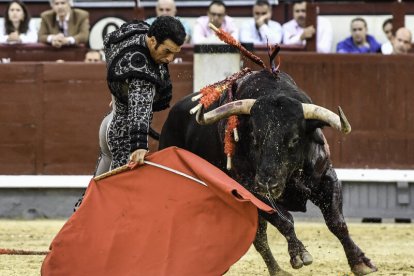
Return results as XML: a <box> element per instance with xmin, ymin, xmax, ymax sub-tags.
<box><xmin>159</xmin><ymin>70</ymin><xmax>377</xmax><ymax>275</ymax></box>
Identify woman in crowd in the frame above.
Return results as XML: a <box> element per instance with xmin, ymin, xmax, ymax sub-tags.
<box><xmin>0</xmin><ymin>0</ymin><xmax>37</xmax><ymax>43</ymax></box>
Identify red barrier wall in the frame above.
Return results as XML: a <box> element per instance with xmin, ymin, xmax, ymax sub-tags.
<box><xmin>0</xmin><ymin>62</ymin><xmax>192</xmax><ymax>174</ymax></box>
<box><xmin>1</xmin><ymin>53</ymin><xmax>413</xmax><ymax>174</ymax></box>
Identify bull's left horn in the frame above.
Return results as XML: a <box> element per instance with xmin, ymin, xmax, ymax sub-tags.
<box><xmin>302</xmin><ymin>104</ymin><xmax>351</xmax><ymax>134</ymax></box>
<box><xmin>196</xmin><ymin>99</ymin><xmax>256</xmax><ymax>125</ymax></box>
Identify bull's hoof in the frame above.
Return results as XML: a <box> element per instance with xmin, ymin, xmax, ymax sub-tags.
<box><xmin>351</xmin><ymin>262</ymin><xmax>378</xmax><ymax>275</ymax></box>
<box><xmin>290</xmin><ymin>255</ymin><xmax>304</xmax><ymax>269</ymax></box>
<box><xmin>302</xmin><ymin>251</ymin><xmax>313</xmax><ymax>265</ymax></box>
<box><xmin>290</xmin><ymin>251</ymin><xmax>313</xmax><ymax>269</ymax></box>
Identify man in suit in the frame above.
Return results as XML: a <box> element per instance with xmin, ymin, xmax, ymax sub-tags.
<box><xmin>38</xmin><ymin>0</ymin><xmax>89</xmax><ymax>48</ymax></box>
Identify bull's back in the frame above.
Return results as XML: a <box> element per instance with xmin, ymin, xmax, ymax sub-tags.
<box><xmin>159</xmin><ymin>94</ymin><xmax>226</xmax><ymax>170</ymax></box>
<box><xmin>159</xmin><ymin>94</ymin><xmax>194</xmax><ymax>149</ymax></box>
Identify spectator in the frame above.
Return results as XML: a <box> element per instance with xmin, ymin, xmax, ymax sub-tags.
<box><xmin>192</xmin><ymin>0</ymin><xmax>238</xmax><ymax>44</ymax></box>
<box><xmin>391</xmin><ymin>27</ymin><xmax>412</xmax><ymax>55</ymax></box>
<box><xmin>239</xmin><ymin>0</ymin><xmax>282</xmax><ymax>45</ymax></box>
<box><xmin>282</xmin><ymin>0</ymin><xmax>332</xmax><ymax>53</ymax></box>
<box><xmin>0</xmin><ymin>0</ymin><xmax>37</xmax><ymax>44</ymax></box>
<box><xmin>84</xmin><ymin>49</ymin><xmax>103</xmax><ymax>62</ymax></box>
<box><xmin>146</xmin><ymin>0</ymin><xmax>191</xmax><ymax>44</ymax></box>
<box><xmin>381</xmin><ymin>18</ymin><xmax>393</xmax><ymax>54</ymax></box>
<box><xmin>38</xmin><ymin>0</ymin><xmax>89</xmax><ymax>48</ymax></box>
<box><xmin>336</xmin><ymin>18</ymin><xmax>381</xmax><ymax>54</ymax></box>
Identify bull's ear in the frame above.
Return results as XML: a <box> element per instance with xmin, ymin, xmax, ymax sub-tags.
<box><xmin>311</xmin><ymin>128</ymin><xmax>325</xmax><ymax>145</ymax></box>
<box><xmin>305</xmin><ymin>119</ymin><xmax>329</xmax><ymax>133</ymax></box>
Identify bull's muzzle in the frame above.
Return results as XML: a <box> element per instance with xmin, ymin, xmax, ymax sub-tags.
<box><xmin>256</xmin><ymin>178</ymin><xmax>284</xmax><ymax>199</ymax></box>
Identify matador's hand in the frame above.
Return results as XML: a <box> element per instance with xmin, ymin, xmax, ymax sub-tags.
<box><xmin>129</xmin><ymin>149</ymin><xmax>148</xmax><ymax>165</ymax></box>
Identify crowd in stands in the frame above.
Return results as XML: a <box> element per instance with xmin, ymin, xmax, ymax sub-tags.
<box><xmin>0</xmin><ymin>0</ymin><xmax>413</xmax><ymax>56</ymax></box>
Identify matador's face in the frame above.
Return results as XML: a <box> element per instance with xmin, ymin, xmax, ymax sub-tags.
<box><xmin>147</xmin><ymin>37</ymin><xmax>181</xmax><ymax>64</ymax></box>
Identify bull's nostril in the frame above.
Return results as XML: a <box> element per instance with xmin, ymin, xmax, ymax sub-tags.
<box><xmin>257</xmin><ymin>181</ymin><xmax>268</xmax><ymax>188</ymax></box>
<box><xmin>270</xmin><ymin>185</ymin><xmax>283</xmax><ymax>198</ymax></box>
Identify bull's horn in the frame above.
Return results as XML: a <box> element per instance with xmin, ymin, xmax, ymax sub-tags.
<box><xmin>233</xmin><ymin>128</ymin><xmax>239</xmax><ymax>142</ymax></box>
<box><xmin>190</xmin><ymin>103</ymin><xmax>202</xmax><ymax>115</ymax></box>
<box><xmin>302</xmin><ymin>104</ymin><xmax>351</xmax><ymax>134</ymax></box>
<box><xmin>191</xmin><ymin>94</ymin><xmax>203</xmax><ymax>102</ymax></box>
<box><xmin>196</xmin><ymin>99</ymin><xmax>256</xmax><ymax>125</ymax></box>
<box><xmin>226</xmin><ymin>155</ymin><xmax>232</xmax><ymax>170</ymax></box>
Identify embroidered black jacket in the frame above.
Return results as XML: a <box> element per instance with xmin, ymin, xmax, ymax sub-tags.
<box><xmin>104</xmin><ymin>20</ymin><xmax>172</xmax><ymax>151</ymax></box>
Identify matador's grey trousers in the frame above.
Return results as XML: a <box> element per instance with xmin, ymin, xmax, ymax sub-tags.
<box><xmin>95</xmin><ymin>110</ymin><xmax>113</xmax><ymax>176</ymax></box>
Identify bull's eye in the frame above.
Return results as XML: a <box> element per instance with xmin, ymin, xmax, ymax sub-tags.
<box><xmin>251</xmin><ymin>134</ymin><xmax>259</xmax><ymax>148</ymax></box>
<box><xmin>289</xmin><ymin>137</ymin><xmax>300</xmax><ymax>148</ymax></box>
<box><xmin>252</xmin><ymin>137</ymin><xmax>258</xmax><ymax>147</ymax></box>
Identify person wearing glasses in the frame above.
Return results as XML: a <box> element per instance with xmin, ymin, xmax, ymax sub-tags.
<box><xmin>145</xmin><ymin>0</ymin><xmax>191</xmax><ymax>44</ymax></box>
<box><xmin>239</xmin><ymin>0</ymin><xmax>282</xmax><ymax>45</ymax></box>
<box><xmin>192</xmin><ymin>0</ymin><xmax>238</xmax><ymax>44</ymax></box>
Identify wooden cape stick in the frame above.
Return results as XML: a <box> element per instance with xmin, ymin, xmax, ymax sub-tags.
<box><xmin>0</xmin><ymin>248</ymin><xmax>48</xmax><ymax>255</ymax></box>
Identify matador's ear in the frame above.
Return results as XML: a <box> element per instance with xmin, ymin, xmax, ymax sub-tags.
<box><xmin>147</xmin><ymin>36</ymin><xmax>158</xmax><ymax>48</ymax></box>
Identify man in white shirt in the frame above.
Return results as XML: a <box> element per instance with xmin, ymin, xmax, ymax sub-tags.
<box><xmin>381</xmin><ymin>18</ymin><xmax>393</xmax><ymax>54</ymax></box>
<box><xmin>192</xmin><ymin>0</ymin><xmax>238</xmax><ymax>44</ymax></box>
<box><xmin>239</xmin><ymin>0</ymin><xmax>282</xmax><ymax>45</ymax></box>
<box><xmin>282</xmin><ymin>1</ymin><xmax>332</xmax><ymax>53</ymax></box>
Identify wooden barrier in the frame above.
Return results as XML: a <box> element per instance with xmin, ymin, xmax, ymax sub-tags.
<box><xmin>277</xmin><ymin>53</ymin><xmax>414</xmax><ymax>170</ymax></box>
<box><xmin>0</xmin><ymin>44</ymin><xmax>88</xmax><ymax>62</ymax></box>
<box><xmin>0</xmin><ymin>62</ymin><xmax>192</xmax><ymax>174</ymax></box>
<box><xmin>0</xmin><ymin>53</ymin><xmax>413</xmax><ymax>175</ymax></box>
<box><xmin>0</xmin><ymin>44</ymin><xmax>303</xmax><ymax>63</ymax></box>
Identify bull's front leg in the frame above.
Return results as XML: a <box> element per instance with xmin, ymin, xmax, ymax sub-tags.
<box><xmin>253</xmin><ymin>216</ymin><xmax>281</xmax><ymax>275</ymax></box>
<box><xmin>259</xmin><ymin>206</ymin><xmax>313</xmax><ymax>270</ymax></box>
<box><xmin>253</xmin><ymin>216</ymin><xmax>292</xmax><ymax>276</ymax></box>
<box><xmin>312</xmin><ymin>169</ymin><xmax>377</xmax><ymax>275</ymax></box>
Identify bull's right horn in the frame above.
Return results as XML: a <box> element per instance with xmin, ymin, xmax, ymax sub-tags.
<box><xmin>302</xmin><ymin>104</ymin><xmax>351</xmax><ymax>134</ymax></box>
<box><xmin>196</xmin><ymin>99</ymin><xmax>256</xmax><ymax>125</ymax></box>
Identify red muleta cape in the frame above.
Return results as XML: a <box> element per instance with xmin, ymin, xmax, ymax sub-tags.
<box><xmin>41</xmin><ymin>146</ymin><xmax>273</xmax><ymax>276</ymax></box>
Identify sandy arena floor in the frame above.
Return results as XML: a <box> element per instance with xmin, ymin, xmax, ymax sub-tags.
<box><xmin>0</xmin><ymin>220</ymin><xmax>413</xmax><ymax>276</ymax></box>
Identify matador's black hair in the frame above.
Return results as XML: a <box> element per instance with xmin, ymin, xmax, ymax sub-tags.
<box><xmin>148</xmin><ymin>16</ymin><xmax>186</xmax><ymax>46</ymax></box>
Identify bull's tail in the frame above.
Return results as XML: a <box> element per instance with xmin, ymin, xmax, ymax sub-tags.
<box><xmin>149</xmin><ymin>127</ymin><xmax>160</xmax><ymax>140</ymax></box>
